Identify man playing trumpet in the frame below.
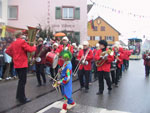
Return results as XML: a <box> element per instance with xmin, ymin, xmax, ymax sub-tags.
<box><xmin>77</xmin><ymin>41</ymin><xmax>93</xmax><ymax>93</ymax></box>
<box><xmin>95</xmin><ymin>40</ymin><xmax>114</xmax><ymax>95</ymax></box>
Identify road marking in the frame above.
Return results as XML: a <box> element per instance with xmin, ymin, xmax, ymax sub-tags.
<box><xmin>37</xmin><ymin>101</ymin><xmax>131</xmax><ymax>113</ymax></box>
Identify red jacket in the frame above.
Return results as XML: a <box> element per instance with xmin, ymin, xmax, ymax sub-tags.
<box><xmin>143</xmin><ymin>54</ymin><xmax>150</xmax><ymax>66</ymax></box>
<box><xmin>77</xmin><ymin>49</ymin><xmax>93</xmax><ymax>70</ymax></box>
<box><xmin>124</xmin><ymin>50</ymin><xmax>131</xmax><ymax>60</ymax></box>
<box><xmin>95</xmin><ymin>49</ymin><xmax>114</xmax><ymax>72</ymax></box>
<box><xmin>57</xmin><ymin>44</ymin><xmax>73</xmax><ymax>66</ymax></box>
<box><xmin>114</xmin><ymin>52</ymin><xmax>123</xmax><ymax>68</ymax></box>
<box><xmin>6</xmin><ymin>38</ymin><xmax>36</xmax><ymax>68</ymax></box>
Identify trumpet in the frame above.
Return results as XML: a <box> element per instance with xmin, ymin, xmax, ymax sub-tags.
<box><xmin>95</xmin><ymin>49</ymin><xmax>112</xmax><ymax>67</ymax></box>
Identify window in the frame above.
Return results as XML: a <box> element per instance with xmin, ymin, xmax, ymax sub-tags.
<box><xmin>101</xmin><ymin>26</ymin><xmax>105</xmax><ymax>31</ymax></box>
<box><xmin>74</xmin><ymin>32</ymin><xmax>80</xmax><ymax>44</ymax></box>
<box><xmin>87</xmin><ymin>36</ymin><xmax>90</xmax><ymax>40</ymax></box>
<box><xmin>62</xmin><ymin>7</ymin><xmax>74</xmax><ymax>19</ymax></box>
<box><xmin>105</xmin><ymin>36</ymin><xmax>114</xmax><ymax>41</ymax></box>
<box><xmin>74</xmin><ymin>7</ymin><xmax>80</xmax><ymax>19</ymax></box>
<box><xmin>55</xmin><ymin>7</ymin><xmax>61</xmax><ymax>19</ymax></box>
<box><xmin>8</xmin><ymin>6</ymin><xmax>18</xmax><ymax>19</ymax></box>
<box><xmin>0</xmin><ymin>0</ymin><xmax>2</xmax><ymax>18</ymax></box>
<box><xmin>95</xmin><ymin>36</ymin><xmax>101</xmax><ymax>40</ymax></box>
<box><xmin>93</xmin><ymin>26</ymin><xmax>97</xmax><ymax>31</ymax></box>
<box><xmin>90</xmin><ymin>36</ymin><xmax>95</xmax><ymax>40</ymax></box>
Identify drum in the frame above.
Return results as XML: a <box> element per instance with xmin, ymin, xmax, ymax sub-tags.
<box><xmin>46</xmin><ymin>52</ymin><xmax>58</xmax><ymax>69</ymax></box>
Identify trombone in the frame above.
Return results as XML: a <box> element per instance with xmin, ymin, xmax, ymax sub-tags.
<box><xmin>73</xmin><ymin>48</ymin><xmax>90</xmax><ymax>76</ymax></box>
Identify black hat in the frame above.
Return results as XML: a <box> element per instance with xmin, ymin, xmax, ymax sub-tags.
<box><xmin>99</xmin><ymin>40</ymin><xmax>108</xmax><ymax>48</ymax></box>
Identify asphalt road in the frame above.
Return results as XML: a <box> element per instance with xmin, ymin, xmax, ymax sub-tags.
<box><xmin>0</xmin><ymin>60</ymin><xmax>149</xmax><ymax>113</ymax></box>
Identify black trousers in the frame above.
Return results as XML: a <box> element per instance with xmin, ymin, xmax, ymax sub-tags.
<box><xmin>78</xmin><ymin>69</ymin><xmax>90</xmax><ymax>90</ymax></box>
<box><xmin>36</xmin><ymin>64</ymin><xmax>46</xmax><ymax>85</ymax></box>
<box><xmin>94</xmin><ymin>63</ymin><xmax>98</xmax><ymax>80</ymax></box>
<box><xmin>111</xmin><ymin>70</ymin><xmax>115</xmax><ymax>84</ymax></box>
<box><xmin>145</xmin><ymin>65</ymin><xmax>150</xmax><ymax>76</ymax></box>
<box><xmin>97</xmin><ymin>71</ymin><xmax>112</xmax><ymax>92</ymax></box>
<box><xmin>16</xmin><ymin>68</ymin><xmax>27</xmax><ymax>102</ymax></box>
<box><xmin>115</xmin><ymin>67</ymin><xmax>121</xmax><ymax>85</ymax></box>
<box><xmin>50</xmin><ymin>65</ymin><xmax>58</xmax><ymax>78</ymax></box>
<box><xmin>126</xmin><ymin>60</ymin><xmax>129</xmax><ymax>69</ymax></box>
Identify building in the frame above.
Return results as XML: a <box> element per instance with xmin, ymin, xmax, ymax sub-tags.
<box><xmin>7</xmin><ymin>0</ymin><xmax>88</xmax><ymax>44</ymax></box>
<box><xmin>0</xmin><ymin>0</ymin><xmax>8</xmax><ymax>28</ymax></box>
<box><xmin>88</xmin><ymin>16</ymin><xmax>121</xmax><ymax>46</ymax></box>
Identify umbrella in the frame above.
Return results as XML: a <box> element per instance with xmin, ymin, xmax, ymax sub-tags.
<box><xmin>54</xmin><ymin>32</ymin><xmax>66</xmax><ymax>37</ymax></box>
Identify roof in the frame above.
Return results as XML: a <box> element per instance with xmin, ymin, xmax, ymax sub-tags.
<box><xmin>89</xmin><ymin>16</ymin><xmax>121</xmax><ymax>35</ymax></box>
<box><xmin>87</xmin><ymin>4</ymin><xmax>93</xmax><ymax>13</ymax></box>
<box><xmin>128</xmin><ymin>38</ymin><xmax>142</xmax><ymax>42</ymax></box>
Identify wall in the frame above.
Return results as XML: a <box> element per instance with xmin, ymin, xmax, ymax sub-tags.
<box><xmin>0</xmin><ymin>0</ymin><xmax>8</xmax><ymax>25</ymax></box>
<box><xmin>7</xmin><ymin>0</ymin><xmax>88</xmax><ymax>43</ymax></box>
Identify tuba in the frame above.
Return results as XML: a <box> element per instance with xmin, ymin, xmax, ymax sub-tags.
<box><xmin>95</xmin><ymin>49</ymin><xmax>112</xmax><ymax>67</ymax></box>
<box><xmin>27</xmin><ymin>26</ymin><xmax>39</xmax><ymax>65</ymax></box>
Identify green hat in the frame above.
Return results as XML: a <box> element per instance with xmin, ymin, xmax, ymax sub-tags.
<box><xmin>60</xmin><ymin>50</ymin><xmax>72</xmax><ymax>60</ymax></box>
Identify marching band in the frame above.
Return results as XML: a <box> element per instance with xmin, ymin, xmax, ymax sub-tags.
<box><xmin>5</xmin><ymin>31</ymin><xmax>132</xmax><ymax>113</ymax></box>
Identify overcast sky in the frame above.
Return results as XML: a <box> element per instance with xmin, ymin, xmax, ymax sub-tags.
<box><xmin>87</xmin><ymin>0</ymin><xmax>150</xmax><ymax>42</ymax></box>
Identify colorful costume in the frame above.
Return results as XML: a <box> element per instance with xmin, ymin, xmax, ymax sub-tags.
<box><xmin>59</xmin><ymin>50</ymin><xmax>76</xmax><ymax>113</ymax></box>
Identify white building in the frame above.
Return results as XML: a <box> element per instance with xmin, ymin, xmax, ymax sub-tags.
<box><xmin>0</xmin><ymin>0</ymin><xmax>8</xmax><ymax>26</ymax></box>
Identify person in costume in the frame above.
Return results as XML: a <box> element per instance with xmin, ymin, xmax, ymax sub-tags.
<box><xmin>95</xmin><ymin>40</ymin><xmax>114</xmax><ymax>95</ymax></box>
<box><xmin>57</xmin><ymin>50</ymin><xmax>76</xmax><ymax>113</ymax></box>
<box><xmin>77</xmin><ymin>41</ymin><xmax>93</xmax><ymax>92</ymax></box>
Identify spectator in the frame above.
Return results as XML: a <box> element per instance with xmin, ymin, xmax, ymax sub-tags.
<box><xmin>0</xmin><ymin>46</ymin><xmax>5</xmax><ymax>80</ymax></box>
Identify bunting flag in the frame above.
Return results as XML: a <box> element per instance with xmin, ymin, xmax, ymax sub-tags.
<box><xmin>92</xmin><ymin>3</ymin><xmax>150</xmax><ymax>19</ymax></box>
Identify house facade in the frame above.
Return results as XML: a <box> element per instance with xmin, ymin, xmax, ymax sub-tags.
<box><xmin>0</xmin><ymin>0</ymin><xmax>8</xmax><ymax>27</ymax></box>
<box><xmin>7</xmin><ymin>0</ymin><xmax>88</xmax><ymax>44</ymax></box>
<box><xmin>88</xmin><ymin>16</ymin><xmax>120</xmax><ymax>46</ymax></box>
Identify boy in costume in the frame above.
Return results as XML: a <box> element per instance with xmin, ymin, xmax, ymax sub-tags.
<box><xmin>57</xmin><ymin>50</ymin><xmax>76</xmax><ymax>113</ymax></box>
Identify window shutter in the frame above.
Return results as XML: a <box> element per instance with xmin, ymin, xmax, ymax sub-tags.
<box><xmin>75</xmin><ymin>7</ymin><xmax>80</xmax><ymax>19</ymax></box>
<box><xmin>105</xmin><ymin>36</ymin><xmax>107</xmax><ymax>41</ymax></box>
<box><xmin>113</xmin><ymin>36</ymin><xmax>115</xmax><ymax>41</ymax></box>
<box><xmin>74</xmin><ymin>32</ymin><xmax>80</xmax><ymax>44</ymax></box>
<box><xmin>55</xmin><ymin>7</ymin><xmax>61</xmax><ymax>19</ymax></box>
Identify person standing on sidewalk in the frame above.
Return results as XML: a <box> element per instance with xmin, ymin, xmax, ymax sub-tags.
<box><xmin>0</xmin><ymin>46</ymin><xmax>5</xmax><ymax>80</ymax></box>
<box><xmin>6</xmin><ymin>31</ymin><xmax>36</xmax><ymax>103</ymax></box>
<box><xmin>3</xmin><ymin>44</ymin><xmax>12</xmax><ymax>80</ymax></box>
<box><xmin>143</xmin><ymin>50</ymin><xmax>150</xmax><ymax>77</ymax></box>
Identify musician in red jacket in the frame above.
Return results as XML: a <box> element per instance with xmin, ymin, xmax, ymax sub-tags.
<box><xmin>77</xmin><ymin>41</ymin><xmax>93</xmax><ymax>93</ymax></box>
<box><xmin>95</xmin><ymin>40</ymin><xmax>114</xmax><ymax>95</ymax></box>
<box><xmin>56</xmin><ymin>37</ymin><xmax>73</xmax><ymax>67</ymax></box>
<box><xmin>6</xmin><ymin>31</ymin><xmax>36</xmax><ymax>103</ymax></box>
<box><xmin>114</xmin><ymin>45</ymin><xmax>123</xmax><ymax>87</ymax></box>
<box><xmin>143</xmin><ymin>50</ymin><xmax>150</xmax><ymax>77</ymax></box>
<box><xmin>124</xmin><ymin>48</ymin><xmax>131</xmax><ymax>70</ymax></box>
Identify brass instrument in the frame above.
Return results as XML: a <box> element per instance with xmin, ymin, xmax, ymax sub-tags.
<box><xmin>95</xmin><ymin>49</ymin><xmax>112</xmax><ymax>67</ymax></box>
<box><xmin>73</xmin><ymin>48</ymin><xmax>90</xmax><ymax>76</ymax></box>
<box><xmin>27</xmin><ymin>26</ymin><xmax>39</xmax><ymax>64</ymax></box>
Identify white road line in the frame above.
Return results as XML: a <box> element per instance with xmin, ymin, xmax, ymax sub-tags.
<box><xmin>37</xmin><ymin>101</ymin><xmax>131</xmax><ymax>113</ymax></box>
